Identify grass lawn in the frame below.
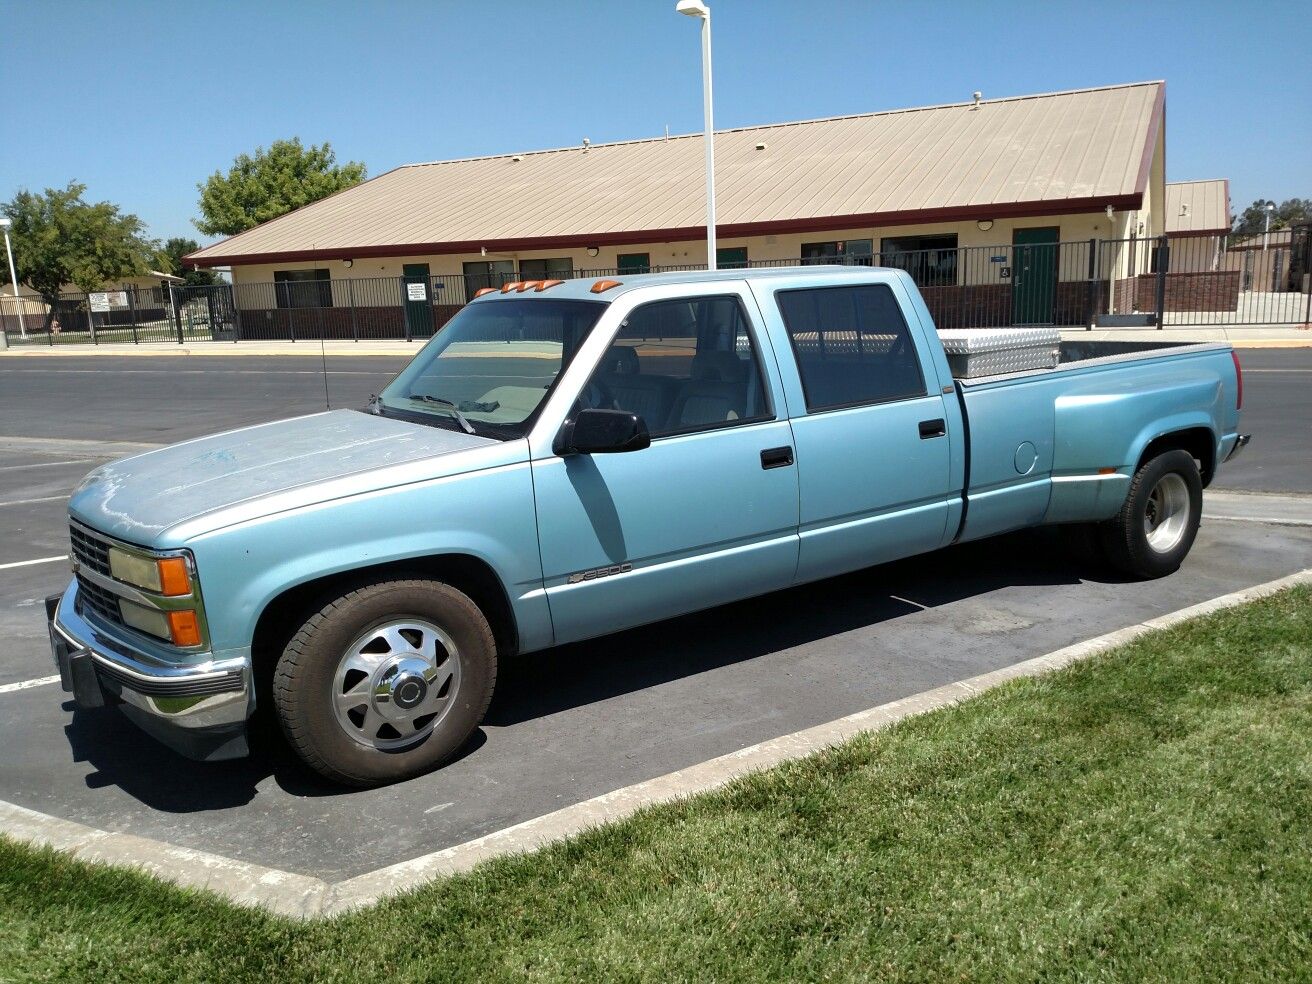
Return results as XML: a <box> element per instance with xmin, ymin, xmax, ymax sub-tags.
<box><xmin>3</xmin><ymin>586</ymin><xmax>1310</xmax><ymax>982</ymax></box>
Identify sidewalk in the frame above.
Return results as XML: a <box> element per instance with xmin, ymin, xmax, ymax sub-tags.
<box><xmin>1</xmin><ymin>324</ymin><xmax>1309</xmax><ymax>357</ymax></box>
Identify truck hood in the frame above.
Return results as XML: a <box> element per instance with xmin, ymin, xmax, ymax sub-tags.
<box><xmin>69</xmin><ymin>409</ymin><xmax>497</xmax><ymax>544</ymax></box>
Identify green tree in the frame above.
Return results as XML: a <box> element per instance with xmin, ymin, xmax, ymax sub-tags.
<box><xmin>0</xmin><ymin>182</ymin><xmax>155</xmax><ymax>329</ymax></box>
<box><xmin>1231</xmin><ymin>198</ymin><xmax>1311</xmax><ymax>239</ymax></box>
<box><xmin>195</xmin><ymin>138</ymin><xmax>366</xmax><ymax>237</ymax></box>
<box><xmin>156</xmin><ymin>237</ymin><xmax>218</xmax><ymax>286</ymax></box>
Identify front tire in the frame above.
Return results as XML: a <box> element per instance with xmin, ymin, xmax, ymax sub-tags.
<box><xmin>273</xmin><ymin>579</ymin><xmax>497</xmax><ymax>787</ymax></box>
<box><xmin>1099</xmin><ymin>449</ymin><xmax>1202</xmax><ymax>579</ymax></box>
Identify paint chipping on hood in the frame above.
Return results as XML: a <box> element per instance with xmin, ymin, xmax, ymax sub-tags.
<box><xmin>69</xmin><ymin>409</ymin><xmax>494</xmax><ymax>543</ymax></box>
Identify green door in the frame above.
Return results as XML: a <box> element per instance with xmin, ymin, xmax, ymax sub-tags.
<box><xmin>716</xmin><ymin>246</ymin><xmax>748</xmax><ymax>269</ymax></box>
<box><xmin>1012</xmin><ymin>227</ymin><xmax>1059</xmax><ymax>324</ymax></box>
<box><xmin>617</xmin><ymin>253</ymin><xmax>651</xmax><ymax>275</ymax></box>
<box><xmin>402</xmin><ymin>263</ymin><xmax>431</xmax><ymax>340</ymax></box>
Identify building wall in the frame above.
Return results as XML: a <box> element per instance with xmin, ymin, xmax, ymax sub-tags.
<box><xmin>226</xmin><ymin>210</ymin><xmax>1130</xmax><ymax>292</ymax></box>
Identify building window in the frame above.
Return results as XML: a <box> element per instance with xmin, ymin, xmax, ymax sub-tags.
<box><xmin>800</xmin><ymin>239</ymin><xmax>873</xmax><ymax>265</ymax></box>
<box><xmin>879</xmin><ymin>234</ymin><xmax>959</xmax><ymax>287</ymax></box>
<box><xmin>519</xmin><ymin>257</ymin><xmax>574</xmax><ymax>280</ymax></box>
<box><xmin>273</xmin><ymin>269</ymin><xmax>332</xmax><ymax>309</ymax></box>
<box><xmin>716</xmin><ymin>246</ymin><xmax>749</xmax><ymax>269</ymax></box>
<box><xmin>617</xmin><ymin>253</ymin><xmax>651</xmax><ymax>275</ymax></box>
<box><xmin>775</xmin><ymin>284</ymin><xmax>927</xmax><ymax>412</ymax></box>
<box><xmin>463</xmin><ymin>260</ymin><xmax>515</xmax><ymax>299</ymax></box>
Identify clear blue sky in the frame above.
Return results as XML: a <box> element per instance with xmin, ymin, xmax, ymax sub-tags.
<box><xmin>2</xmin><ymin>0</ymin><xmax>1307</xmax><ymax>242</ymax></box>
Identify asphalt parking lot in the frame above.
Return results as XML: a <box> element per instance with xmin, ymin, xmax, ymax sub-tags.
<box><xmin>0</xmin><ymin>349</ymin><xmax>1309</xmax><ymax>881</ymax></box>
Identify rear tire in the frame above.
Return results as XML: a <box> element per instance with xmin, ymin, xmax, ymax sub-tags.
<box><xmin>273</xmin><ymin>579</ymin><xmax>497</xmax><ymax>787</ymax></box>
<box><xmin>1099</xmin><ymin>449</ymin><xmax>1202</xmax><ymax>579</ymax></box>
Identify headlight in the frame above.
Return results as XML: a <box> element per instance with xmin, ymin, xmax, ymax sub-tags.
<box><xmin>108</xmin><ymin>548</ymin><xmax>192</xmax><ymax>596</ymax></box>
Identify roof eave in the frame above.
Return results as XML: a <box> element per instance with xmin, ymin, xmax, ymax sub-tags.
<box><xmin>190</xmin><ymin>194</ymin><xmax>1144</xmax><ymax>268</ymax></box>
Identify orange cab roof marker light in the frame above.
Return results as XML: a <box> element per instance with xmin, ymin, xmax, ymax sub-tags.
<box><xmin>590</xmin><ymin>279</ymin><xmax>623</xmax><ymax>294</ymax></box>
<box><xmin>535</xmin><ymin>279</ymin><xmax>564</xmax><ymax>291</ymax></box>
<box><xmin>500</xmin><ymin>281</ymin><xmax>520</xmax><ymax>293</ymax></box>
<box><xmin>516</xmin><ymin>280</ymin><xmax>540</xmax><ymax>292</ymax></box>
<box><xmin>472</xmin><ymin>287</ymin><xmax>497</xmax><ymax>298</ymax></box>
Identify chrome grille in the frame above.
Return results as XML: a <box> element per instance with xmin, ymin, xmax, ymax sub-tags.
<box><xmin>69</xmin><ymin>524</ymin><xmax>112</xmax><ymax>577</ymax></box>
<box><xmin>75</xmin><ymin>572</ymin><xmax>125</xmax><ymax>628</ymax></box>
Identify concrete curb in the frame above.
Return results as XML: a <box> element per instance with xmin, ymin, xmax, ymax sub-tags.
<box><xmin>2</xmin><ymin>567</ymin><xmax>1309</xmax><ymax>919</ymax></box>
<box><xmin>1</xmin><ymin>344</ymin><xmax>419</xmax><ymax>358</ymax></box>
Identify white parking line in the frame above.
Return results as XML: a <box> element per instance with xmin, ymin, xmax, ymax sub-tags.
<box><xmin>0</xmin><ymin>555</ymin><xmax>68</xmax><ymax>571</ymax></box>
<box><xmin>0</xmin><ymin>495</ymin><xmax>69</xmax><ymax>508</ymax></box>
<box><xmin>0</xmin><ymin>675</ymin><xmax>60</xmax><ymax>695</ymax></box>
<box><xmin>0</xmin><ymin>460</ymin><xmax>88</xmax><ymax>472</ymax></box>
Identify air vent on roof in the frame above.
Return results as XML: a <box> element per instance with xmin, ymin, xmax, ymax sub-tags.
<box><xmin>971</xmin><ymin>91</ymin><xmax>982</xmax><ymax>109</ymax></box>
<box><xmin>755</xmin><ymin>142</ymin><xmax>767</xmax><ymax>151</ymax></box>
<box><xmin>582</xmin><ymin>138</ymin><xmax>591</xmax><ymax>152</ymax></box>
<box><xmin>512</xmin><ymin>155</ymin><xmax>522</xmax><ymax>162</ymax></box>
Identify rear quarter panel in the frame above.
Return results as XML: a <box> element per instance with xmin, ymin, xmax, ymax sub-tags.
<box><xmin>960</xmin><ymin>345</ymin><xmax>1237</xmax><ymax>532</ymax></box>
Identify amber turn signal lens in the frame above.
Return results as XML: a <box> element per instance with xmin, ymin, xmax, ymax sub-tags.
<box><xmin>167</xmin><ymin>610</ymin><xmax>202</xmax><ymax>647</ymax></box>
<box><xmin>156</xmin><ymin>556</ymin><xmax>191</xmax><ymax>596</ymax></box>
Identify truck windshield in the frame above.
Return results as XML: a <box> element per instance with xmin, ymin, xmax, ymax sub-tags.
<box><xmin>375</xmin><ymin>297</ymin><xmax>608</xmax><ymax>438</ymax></box>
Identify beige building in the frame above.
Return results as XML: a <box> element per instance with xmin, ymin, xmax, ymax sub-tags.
<box><xmin>188</xmin><ymin>81</ymin><xmax>1170</xmax><ymax>324</ymax></box>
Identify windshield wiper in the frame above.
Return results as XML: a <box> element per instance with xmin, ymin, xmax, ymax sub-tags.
<box><xmin>407</xmin><ymin>394</ymin><xmax>476</xmax><ymax>434</ymax></box>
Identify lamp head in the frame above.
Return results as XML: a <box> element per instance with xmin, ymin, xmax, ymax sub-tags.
<box><xmin>0</xmin><ymin>217</ymin><xmax>11</xmax><ymax>230</ymax></box>
<box><xmin>676</xmin><ymin>0</ymin><xmax>709</xmax><ymax>17</ymax></box>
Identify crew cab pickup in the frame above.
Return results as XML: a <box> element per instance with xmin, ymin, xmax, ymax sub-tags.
<box><xmin>47</xmin><ymin>267</ymin><xmax>1249</xmax><ymax>785</ymax></box>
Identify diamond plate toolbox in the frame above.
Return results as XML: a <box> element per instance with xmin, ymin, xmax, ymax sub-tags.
<box><xmin>938</xmin><ymin>327</ymin><xmax>1061</xmax><ymax>378</ymax></box>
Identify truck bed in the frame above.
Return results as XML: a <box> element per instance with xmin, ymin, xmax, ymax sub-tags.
<box><xmin>945</xmin><ymin>339</ymin><xmax>1239</xmax><ymax>544</ymax></box>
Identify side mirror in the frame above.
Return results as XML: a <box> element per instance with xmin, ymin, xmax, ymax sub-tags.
<box><xmin>555</xmin><ymin>409</ymin><xmax>651</xmax><ymax>455</ymax></box>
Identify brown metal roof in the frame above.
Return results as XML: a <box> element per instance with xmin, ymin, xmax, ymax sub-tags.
<box><xmin>1165</xmin><ymin>179</ymin><xmax>1230</xmax><ymax>236</ymax></box>
<box><xmin>189</xmin><ymin>81</ymin><xmax>1165</xmax><ymax>267</ymax></box>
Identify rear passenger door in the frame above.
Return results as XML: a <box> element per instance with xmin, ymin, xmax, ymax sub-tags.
<box><xmin>762</xmin><ymin>280</ymin><xmax>954</xmax><ymax>583</ymax></box>
<box><xmin>530</xmin><ymin>285</ymin><xmax>800</xmax><ymax>645</ymax></box>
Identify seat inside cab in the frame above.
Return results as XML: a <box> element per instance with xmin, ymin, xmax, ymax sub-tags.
<box><xmin>595</xmin><ymin>295</ymin><xmax>766</xmax><ymax>435</ymax></box>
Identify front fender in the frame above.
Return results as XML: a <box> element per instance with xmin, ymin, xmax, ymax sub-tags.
<box><xmin>186</xmin><ymin>461</ymin><xmax>552</xmax><ymax>656</ymax></box>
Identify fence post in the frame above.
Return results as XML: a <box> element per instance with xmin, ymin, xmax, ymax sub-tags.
<box><xmin>230</xmin><ymin>284</ymin><xmax>243</xmax><ymax>343</ymax></box>
<box><xmin>1085</xmin><ymin>238</ymin><xmax>1098</xmax><ymax>330</ymax></box>
<box><xmin>86</xmin><ymin>293</ymin><xmax>98</xmax><ymax>344</ymax></box>
<box><xmin>126</xmin><ymin>288</ymin><xmax>139</xmax><ymax>344</ymax></box>
<box><xmin>1153</xmin><ymin>235</ymin><xmax>1168</xmax><ymax>329</ymax></box>
<box><xmin>347</xmin><ymin>277</ymin><xmax>358</xmax><ymax>342</ymax></box>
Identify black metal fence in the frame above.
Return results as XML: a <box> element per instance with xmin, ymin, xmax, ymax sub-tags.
<box><xmin>4</xmin><ymin>231</ymin><xmax>1308</xmax><ymax>346</ymax></box>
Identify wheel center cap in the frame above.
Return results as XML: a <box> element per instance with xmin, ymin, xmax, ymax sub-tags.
<box><xmin>391</xmin><ymin>673</ymin><xmax>428</xmax><ymax>710</ymax></box>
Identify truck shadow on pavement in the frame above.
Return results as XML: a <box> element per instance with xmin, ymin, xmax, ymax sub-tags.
<box><xmin>60</xmin><ymin>528</ymin><xmax>1118</xmax><ymax>812</ymax></box>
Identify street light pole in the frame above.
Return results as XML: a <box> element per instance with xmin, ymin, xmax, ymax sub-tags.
<box><xmin>0</xmin><ymin>217</ymin><xmax>25</xmax><ymax>348</ymax></box>
<box><xmin>1263</xmin><ymin>202</ymin><xmax>1275</xmax><ymax>252</ymax></box>
<box><xmin>676</xmin><ymin>0</ymin><xmax>716</xmax><ymax>271</ymax></box>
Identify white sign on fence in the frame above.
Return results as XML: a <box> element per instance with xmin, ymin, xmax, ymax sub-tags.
<box><xmin>88</xmin><ymin>291</ymin><xmax>128</xmax><ymax>312</ymax></box>
<box><xmin>406</xmin><ymin>282</ymin><xmax>427</xmax><ymax>302</ymax></box>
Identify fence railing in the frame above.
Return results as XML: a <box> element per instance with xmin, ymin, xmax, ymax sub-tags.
<box><xmin>3</xmin><ymin>232</ymin><xmax>1308</xmax><ymax>346</ymax></box>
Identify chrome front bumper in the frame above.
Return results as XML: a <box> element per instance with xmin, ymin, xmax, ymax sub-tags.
<box><xmin>47</xmin><ymin>581</ymin><xmax>252</xmax><ymax>761</ymax></box>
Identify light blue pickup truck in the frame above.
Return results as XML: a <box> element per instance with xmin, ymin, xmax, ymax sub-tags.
<box><xmin>48</xmin><ymin>267</ymin><xmax>1249</xmax><ymax>785</ymax></box>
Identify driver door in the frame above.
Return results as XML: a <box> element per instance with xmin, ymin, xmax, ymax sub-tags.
<box><xmin>530</xmin><ymin>284</ymin><xmax>800</xmax><ymax>645</ymax></box>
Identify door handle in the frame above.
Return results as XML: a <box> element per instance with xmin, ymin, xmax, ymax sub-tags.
<box><xmin>760</xmin><ymin>446</ymin><xmax>794</xmax><ymax>469</ymax></box>
<box><xmin>918</xmin><ymin>418</ymin><xmax>946</xmax><ymax>439</ymax></box>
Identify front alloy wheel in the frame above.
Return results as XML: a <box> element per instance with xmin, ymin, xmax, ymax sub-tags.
<box><xmin>274</xmin><ymin>579</ymin><xmax>497</xmax><ymax>787</ymax></box>
<box><xmin>332</xmin><ymin>619</ymin><xmax>462</xmax><ymax>750</ymax></box>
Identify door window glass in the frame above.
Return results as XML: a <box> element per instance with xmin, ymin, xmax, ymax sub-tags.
<box><xmin>775</xmin><ymin>284</ymin><xmax>927</xmax><ymax>412</ymax></box>
<box><xmin>585</xmin><ymin>295</ymin><xmax>771</xmax><ymax>437</ymax></box>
